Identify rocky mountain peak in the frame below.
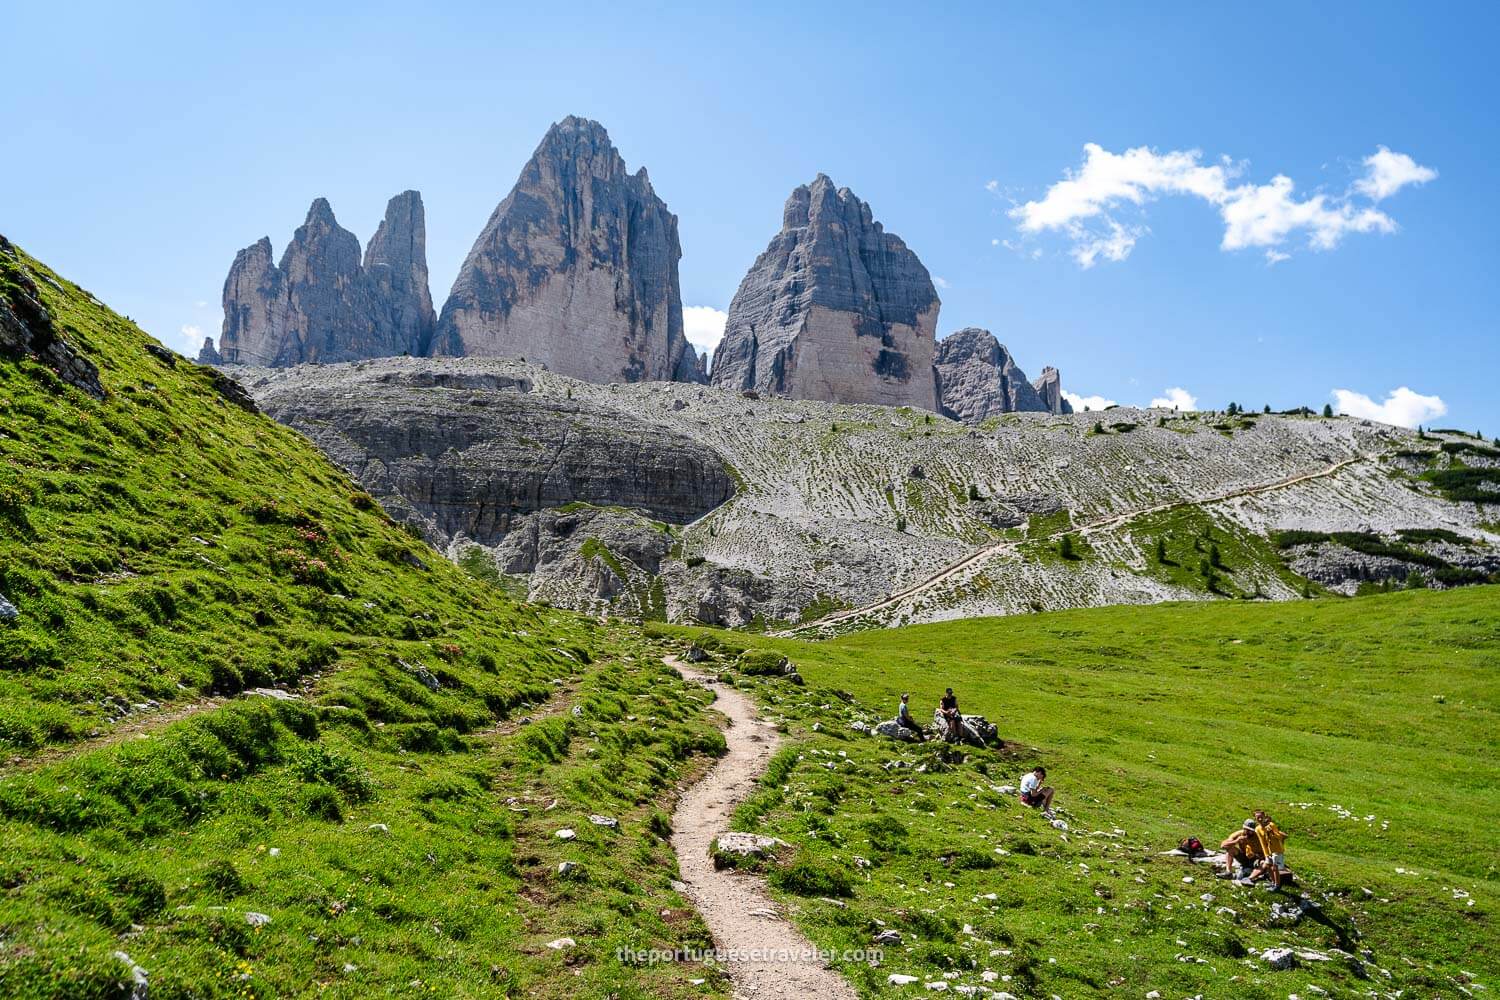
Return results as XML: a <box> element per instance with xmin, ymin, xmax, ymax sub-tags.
<box><xmin>710</xmin><ymin>175</ymin><xmax>940</xmax><ymax>409</ymax></box>
<box><xmin>433</xmin><ymin>117</ymin><xmax>699</xmax><ymax>385</ymax></box>
<box><xmin>933</xmin><ymin>327</ymin><xmax>1053</xmax><ymax>422</ymax></box>
<box><xmin>208</xmin><ymin>193</ymin><xmax>435</xmax><ymax>366</ymax></box>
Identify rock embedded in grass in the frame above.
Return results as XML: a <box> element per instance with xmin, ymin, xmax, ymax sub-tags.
<box><xmin>0</xmin><ymin>595</ymin><xmax>17</xmax><ymax>621</ymax></box>
<box><xmin>555</xmin><ymin>828</ymin><xmax>576</xmax><ymax>840</ymax></box>
<box><xmin>1260</xmin><ymin>947</ymin><xmax>1296</xmax><ymax>970</ymax></box>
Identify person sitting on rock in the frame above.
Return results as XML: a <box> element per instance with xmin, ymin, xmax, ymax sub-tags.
<box><xmin>1219</xmin><ymin>819</ymin><xmax>1264</xmax><ymax>879</ymax></box>
<box><xmin>940</xmin><ymin>687</ymin><xmax>962</xmax><ymax>741</ymax></box>
<box><xmin>1019</xmin><ymin>766</ymin><xmax>1055</xmax><ymax>816</ymax></box>
<box><xmin>896</xmin><ymin>693</ymin><xmax>925</xmax><ymax>740</ymax></box>
<box><xmin>1250</xmin><ymin>809</ymin><xmax>1289</xmax><ymax>887</ymax></box>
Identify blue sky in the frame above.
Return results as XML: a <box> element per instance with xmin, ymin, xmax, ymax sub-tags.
<box><xmin>5</xmin><ymin>1</ymin><xmax>1496</xmax><ymax>429</ymax></box>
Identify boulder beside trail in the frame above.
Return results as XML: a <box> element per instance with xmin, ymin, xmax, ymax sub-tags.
<box><xmin>873</xmin><ymin>719</ymin><xmax>923</xmax><ymax>742</ymax></box>
<box><xmin>0</xmin><ymin>594</ymin><xmax>18</xmax><ymax>622</ymax></box>
<box><xmin>932</xmin><ymin>710</ymin><xmax>1000</xmax><ymax>747</ymax></box>
<box><xmin>712</xmin><ymin>832</ymin><xmax>787</xmax><ymax>868</ymax></box>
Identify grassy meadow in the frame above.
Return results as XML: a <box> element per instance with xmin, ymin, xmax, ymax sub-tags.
<box><xmin>669</xmin><ymin>586</ymin><xmax>1499</xmax><ymax>997</ymax></box>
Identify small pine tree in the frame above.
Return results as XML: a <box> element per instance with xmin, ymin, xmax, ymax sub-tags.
<box><xmin>1199</xmin><ymin>557</ymin><xmax>1212</xmax><ymax>577</ymax></box>
<box><xmin>1227</xmin><ymin>402</ymin><xmax>1239</xmax><ymax>416</ymax></box>
<box><xmin>1406</xmin><ymin>570</ymin><xmax>1428</xmax><ymax>590</ymax></box>
<box><xmin>1157</xmin><ymin>416</ymin><xmax>1167</xmax><ymax>428</ymax></box>
<box><xmin>1059</xmin><ymin>534</ymin><xmax>1077</xmax><ymax>560</ymax></box>
<box><xmin>968</xmin><ymin>483</ymin><xmax>981</xmax><ymax>501</ymax></box>
<box><xmin>830</xmin><ymin>422</ymin><xmax>838</xmax><ymax>433</ymax></box>
<box><xmin>1155</xmin><ymin>536</ymin><xmax>1168</xmax><ymax>563</ymax></box>
<box><xmin>1322</xmin><ymin>403</ymin><xmax>1334</xmax><ymax>418</ymax></box>
<box><xmin>1093</xmin><ymin>420</ymin><xmax>1105</xmax><ymax>435</ymax></box>
<box><xmin>1209</xmin><ymin>542</ymin><xmax>1223</xmax><ymax>568</ymax></box>
<box><xmin>895</xmin><ymin>516</ymin><xmax>907</xmax><ymax>533</ymax></box>
<box><xmin>1301</xmin><ymin>580</ymin><xmax>1313</xmax><ymax>599</ymax></box>
<box><xmin>1263</xmin><ymin>404</ymin><xmax>1271</xmax><ymax>414</ymax></box>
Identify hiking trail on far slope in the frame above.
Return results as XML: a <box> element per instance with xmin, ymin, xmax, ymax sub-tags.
<box><xmin>665</xmin><ymin>655</ymin><xmax>859</xmax><ymax>1000</ymax></box>
<box><xmin>781</xmin><ymin>452</ymin><xmax>1373</xmax><ymax>636</ymax></box>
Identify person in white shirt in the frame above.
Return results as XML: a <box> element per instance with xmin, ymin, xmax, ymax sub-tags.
<box><xmin>896</xmin><ymin>693</ymin><xmax>925</xmax><ymax>741</ymax></box>
<box><xmin>1019</xmin><ymin>766</ymin><xmax>1054</xmax><ymax>815</ymax></box>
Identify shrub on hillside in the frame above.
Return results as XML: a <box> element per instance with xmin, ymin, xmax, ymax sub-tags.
<box><xmin>770</xmin><ymin>855</ymin><xmax>854</xmax><ymax>897</ymax></box>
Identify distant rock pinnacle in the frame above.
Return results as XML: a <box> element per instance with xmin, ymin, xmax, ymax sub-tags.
<box><xmin>710</xmin><ymin>174</ymin><xmax>940</xmax><ymax>409</ymax></box>
<box><xmin>432</xmin><ymin>116</ymin><xmax>700</xmax><ymax>385</ymax></box>
<box><xmin>207</xmin><ymin>192</ymin><xmax>435</xmax><ymax>366</ymax></box>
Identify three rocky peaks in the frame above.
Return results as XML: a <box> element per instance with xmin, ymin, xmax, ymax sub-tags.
<box><xmin>205</xmin><ymin>116</ymin><xmax>1070</xmax><ymax>419</ymax></box>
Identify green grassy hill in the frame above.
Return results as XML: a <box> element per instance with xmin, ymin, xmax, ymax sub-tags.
<box><xmin>0</xmin><ymin>239</ymin><xmax>731</xmax><ymax>998</ymax></box>
<box><xmin>669</xmin><ymin>587</ymin><xmax>1499</xmax><ymax>997</ymax></box>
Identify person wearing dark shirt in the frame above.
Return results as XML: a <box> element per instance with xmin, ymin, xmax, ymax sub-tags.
<box><xmin>940</xmin><ymin>687</ymin><xmax>961</xmax><ymax>741</ymax></box>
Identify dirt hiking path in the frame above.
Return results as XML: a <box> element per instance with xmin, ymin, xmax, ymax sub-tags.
<box><xmin>665</xmin><ymin>655</ymin><xmax>859</xmax><ymax>1000</ymax></box>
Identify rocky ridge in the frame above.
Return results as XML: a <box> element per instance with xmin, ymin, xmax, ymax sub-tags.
<box><xmin>236</xmin><ymin>360</ymin><xmax>733</xmax><ymax>548</ymax></box>
<box><xmin>229</xmin><ymin>358</ymin><xmax>1496</xmax><ymax>629</ymax></box>
<box><xmin>433</xmin><ymin>117</ymin><xmax>702</xmax><ymax>385</ymax></box>
<box><xmin>206</xmin><ymin>192</ymin><xmax>435</xmax><ymax>366</ymax></box>
<box><xmin>0</xmin><ymin>236</ymin><xmax>104</xmax><ymax>399</ymax></box>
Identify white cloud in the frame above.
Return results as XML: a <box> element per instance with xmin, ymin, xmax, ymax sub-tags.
<box><xmin>991</xmin><ymin>238</ymin><xmax>1001</xmax><ymax>246</ymax></box>
<box><xmin>933</xmin><ymin>276</ymin><xmax>950</xmax><ymax>289</ymax></box>
<box><xmin>1063</xmin><ymin>390</ymin><xmax>1117</xmax><ymax>412</ymax></box>
<box><xmin>1012</xmin><ymin>143</ymin><xmax>1432</xmax><ymax>265</ymax></box>
<box><xmin>1071</xmin><ymin>220</ymin><xmax>1144</xmax><ymax>268</ymax></box>
<box><xmin>683</xmin><ymin>306</ymin><xmax>728</xmax><ymax>366</ymax></box>
<box><xmin>1150</xmin><ymin>387</ymin><xmax>1198</xmax><ymax>410</ymax></box>
<box><xmin>1355</xmin><ymin>146</ymin><xmax>1438</xmax><ymax>201</ymax></box>
<box><xmin>181</xmin><ymin>324</ymin><xmax>202</xmax><ymax>339</ymax></box>
<box><xmin>1265</xmin><ymin>249</ymin><xmax>1291</xmax><ymax>265</ymax></box>
<box><xmin>1218</xmin><ymin>174</ymin><xmax>1394</xmax><ymax>251</ymax></box>
<box><xmin>985</xmin><ymin>179</ymin><xmax>1000</xmax><ymax>193</ymax></box>
<box><xmin>1332</xmin><ymin>386</ymin><xmax>1446</xmax><ymax>428</ymax></box>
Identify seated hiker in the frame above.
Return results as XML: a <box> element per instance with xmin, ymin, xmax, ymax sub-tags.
<box><xmin>1019</xmin><ymin>766</ymin><xmax>1055</xmax><ymax>815</ymax></box>
<box><xmin>1251</xmin><ymin>809</ymin><xmax>1289</xmax><ymax>887</ymax></box>
<box><xmin>1220</xmin><ymin>819</ymin><xmax>1264</xmax><ymax>878</ymax></box>
<box><xmin>940</xmin><ymin>687</ymin><xmax>962</xmax><ymax>741</ymax></box>
<box><xmin>896</xmin><ymin>693</ymin><xmax>925</xmax><ymax>740</ymax></box>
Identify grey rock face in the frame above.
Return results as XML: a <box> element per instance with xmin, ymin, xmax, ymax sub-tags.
<box><xmin>710</xmin><ymin>175</ymin><xmax>939</xmax><ymax>409</ymax></box>
<box><xmin>363</xmin><ymin>191</ymin><xmax>436</xmax><ymax>358</ymax></box>
<box><xmin>0</xmin><ymin>236</ymin><xmax>104</xmax><ymax>399</ymax></box>
<box><xmin>197</xmin><ymin>336</ymin><xmax>222</xmax><ymax>365</ymax></box>
<box><xmin>1031</xmin><ymin>366</ymin><xmax>1073</xmax><ymax>415</ymax></box>
<box><xmin>496</xmin><ymin>506</ymin><xmax>677</xmax><ymax>609</ymax></box>
<box><xmin>434</xmin><ymin>117</ymin><xmax>696</xmax><ymax>385</ymax></box>
<box><xmin>933</xmin><ymin>327</ymin><xmax>1050</xmax><ymax>423</ymax></box>
<box><xmin>239</xmin><ymin>358</ymin><xmax>733</xmax><ymax>546</ymax></box>
<box><xmin>212</xmin><ymin>192</ymin><xmax>435</xmax><ymax>365</ymax></box>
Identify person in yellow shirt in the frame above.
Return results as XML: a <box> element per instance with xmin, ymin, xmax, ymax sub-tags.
<box><xmin>1252</xmin><ymin>809</ymin><xmax>1289</xmax><ymax>887</ymax></box>
<box><xmin>1219</xmin><ymin>819</ymin><xmax>1264</xmax><ymax>878</ymax></box>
